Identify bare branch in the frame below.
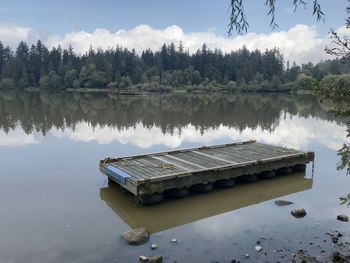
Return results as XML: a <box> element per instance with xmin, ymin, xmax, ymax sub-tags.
<box><xmin>325</xmin><ymin>30</ymin><xmax>350</xmax><ymax>62</ymax></box>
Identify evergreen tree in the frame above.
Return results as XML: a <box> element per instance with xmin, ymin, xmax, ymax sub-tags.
<box><xmin>0</xmin><ymin>39</ymin><xmax>348</xmax><ymax>92</ymax></box>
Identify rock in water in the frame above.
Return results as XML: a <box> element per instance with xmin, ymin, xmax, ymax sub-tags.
<box><xmin>337</xmin><ymin>214</ymin><xmax>349</xmax><ymax>222</ymax></box>
<box><xmin>139</xmin><ymin>255</ymin><xmax>162</xmax><ymax>263</ymax></box>
<box><xmin>149</xmin><ymin>255</ymin><xmax>162</xmax><ymax>263</ymax></box>
<box><xmin>291</xmin><ymin>208</ymin><xmax>307</xmax><ymax>218</ymax></box>
<box><xmin>151</xmin><ymin>243</ymin><xmax>158</xmax><ymax>250</ymax></box>
<box><xmin>255</xmin><ymin>245</ymin><xmax>263</xmax><ymax>252</ymax></box>
<box><xmin>122</xmin><ymin>228</ymin><xmax>149</xmax><ymax>245</ymax></box>
<box><xmin>139</xmin><ymin>255</ymin><xmax>149</xmax><ymax>263</ymax></box>
<box><xmin>275</xmin><ymin>200</ymin><xmax>294</xmax><ymax>206</ymax></box>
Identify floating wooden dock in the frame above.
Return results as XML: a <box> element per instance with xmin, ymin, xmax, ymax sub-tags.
<box><xmin>99</xmin><ymin>140</ymin><xmax>314</xmax><ymax>205</ymax></box>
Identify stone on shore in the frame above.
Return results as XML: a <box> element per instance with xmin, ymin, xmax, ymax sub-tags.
<box><xmin>291</xmin><ymin>208</ymin><xmax>307</xmax><ymax>218</ymax></box>
<box><xmin>122</xmin><ymin>228</ymin><xmax>149</xmax><ymax>245</ymax></box>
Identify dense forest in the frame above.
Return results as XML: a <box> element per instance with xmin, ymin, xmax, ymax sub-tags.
<box><xmin>0</xmin><ymin>40</ymin><xmax>349</xmax><ymax>92</ymax></box>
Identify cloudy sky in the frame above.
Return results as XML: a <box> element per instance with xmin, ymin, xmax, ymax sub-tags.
<box><xmin>0</xmin><ymin>0</ymin><xmax>348</xmax><ymax>64</ymax></box>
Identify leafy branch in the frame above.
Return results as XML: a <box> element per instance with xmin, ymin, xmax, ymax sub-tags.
<box><xmin>228</xmin><ymin>0</ymin><xmax>249</xmax><ymax>35</ymax></box>
<box><xmin>340</xmin><ymin>193</ymin><xmax>350</xmax><ymax>207</ymax></box>
<box><xmin>228</xmin><ymin>0</ymin><xmax>325</xmax><ymax>35</ymax></box>
<box><xmin>337</xmin><ymin>128</ymin><xmax>350</xmax><ymax>176</ymax></box>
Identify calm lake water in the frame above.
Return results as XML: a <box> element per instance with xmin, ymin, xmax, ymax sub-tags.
<box><xmin>0</xmin><ymin>91</ymin><xmax>349</xmax><ymax>263</ymax></box>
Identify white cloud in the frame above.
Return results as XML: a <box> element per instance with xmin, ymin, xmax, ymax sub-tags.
<box><xmin>48</xmin><ymin>24</ymin><xmax>332</xmax><ymax>64</ymax></box>
<box><xmin>0</xmin><ymin>23</ymin><xmax>346</xmax><ymax>64</ymax></box>
<box><xmin>0</xmin><ymin>23</ymin><xmax>33</xmax><ymax>47</ymax></box>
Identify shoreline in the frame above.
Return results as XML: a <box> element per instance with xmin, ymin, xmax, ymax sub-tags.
<box><xmin>0</xmin><ymin>86</ymin><xmax>314</xmax><ymax>96</ymax></box>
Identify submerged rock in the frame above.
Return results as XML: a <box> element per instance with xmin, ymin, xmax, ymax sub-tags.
<box><xmin>151</xmin><ymin>243</ymin><xmax>158</xmax><ymax>250</ymax></box>
<box><xmin>255</xmin><ymin>245</ymin><xmax>263</xmax><ymax>252</ymax></box>
<box><xmin>139</xmin><ymin>255</ymin><xmax>149</xmax><ymax>263</ymax></box>
<box><xmin>332</xmin><ymin>251</ymin><xmax>350</xmax><ymax>263</ymax></box>
<box><xmin>122</xmin><ymin>228</ymin><xmax>149</xmax><ymax>245</ymax></box>
<box><xmin>291</xmin><ymin>208</ymin><xmax>307</xmax><ymax>218</ymax></box>
<box><xmin>275</xmin><ymin>200</ymin><xmax>294</xmax><ymax>206</ymax></box>
<box><xmin>139</xmin><ymin>255</ymin><xmax>162</xmax><ymax>263</ymax></box>
<box><xmin>332</xmin><ymin>237</ymin><xmax>339</xmax><ymax>244</ymax></box>
<box><xmin>149</xmin><ymin>255</ymin><xmax>162</xmax><ymax>263</ymax></box>
<box><xmin>337</xmin><ymin>214</ymin><xmax>349</xmax><ymax>222</ymax></box>
<box><xmin>297</xmin><ymin>250</ymin><xmax>320</xmax><ymax>263</ymax></box>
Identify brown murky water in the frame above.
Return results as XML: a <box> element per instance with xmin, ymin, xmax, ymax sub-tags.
<box><xmin>0</xmin><ymin>91</ymin><xmax>349</xmax><ymax>262</ymax></box>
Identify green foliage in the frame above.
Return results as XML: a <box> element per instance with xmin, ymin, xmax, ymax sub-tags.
<box><xmin>226</xmin><ymin>80</ymin><xmax>237</xmax><ymax>90</ymax></box>
<box><xmin>119</xmin><ymin>76</ymin><xmax>132</xmax><ymax>89</ymax></box>
<box><xmin>79</xmin><ymin>66</ymin><xmax>89</xmax><ymax>85</ymax></box>
<box><xmin>48</xmin><ymin>71</ymin><xmax>62</xmax><ymax>89</ymax></box>
<box><xmin>338</xmin><ymin>141</ymin><xmax>350</xmax><ymax>176</ymax></box>
<box><xmin>317</xmin><ymin>74</ymin><xmax>350</xmax><ymax>98</ymax></box>
<box><xmin>254</xmin><ymin>72</ymin><xmax>264</xmax><ymax>84</ymax></box>
<box><xmin>270</xmin><ymin>75</ymin><xmax>282</xmax><ymax>89</ymax></box>
<box><xmin>0</xmin><ymin>78</ymin><xmax>15</xmax><ymax>89</ymax></box>
<box><xmin>86</xmin><ymin>71</ymin><xmax>107</xmax><ymax>88</ymax></box>
<box><xmin>39</xmin><ymin>75</ymin><xmax>49</xmax><ymax>89</ymax></box>
<box><xmin>64</xmin><ymin>69</ymin><xmax>78</xmax><ymax>88</ymax></box>
<box><xmin>72</xmin><ymin>79</ymin><xmax>80</xmax><ymax>89</ymax></box>
<box><xmin>295</xmin><ymin>73</ymin><xmax>315</xmax><ymax>90</ymax></box>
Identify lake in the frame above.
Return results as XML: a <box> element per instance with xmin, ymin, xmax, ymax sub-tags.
<box><xmin>0</xmin><ymin>91</ymin><xmax>349</xmax><ymax>262</ymax></box>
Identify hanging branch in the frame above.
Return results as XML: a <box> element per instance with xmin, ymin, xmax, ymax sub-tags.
<box><xmin>228</xmin><ymin>0</ymin><xmax>249</xmax><ymax>35</ymax></box>
<box><xmin>266</xmin><ymin>0</ymin><xmax>278</xmax><ymax>30</ymax></box>
<box><xmin>346</xmin><ymin>0</ymin><xmax>350</xmax><ymax>27</ymax></box>
<box><xmin>228</xmin><ymin>0</ymin><xmax>325</xmax><ymax>35</ymax></box>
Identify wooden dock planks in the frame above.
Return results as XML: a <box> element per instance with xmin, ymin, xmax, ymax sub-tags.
<box><xmin>99</xmin><ymin>140</ymin><xmax>314</xmax><ymax>200</ymax></box>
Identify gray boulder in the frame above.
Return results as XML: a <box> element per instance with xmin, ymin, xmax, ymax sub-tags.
<box><xmin>122</xmin><ymin>228</ymin><xmax>149</xmax><ymax>245</ymax></box>
<box><xmin>337</xmin><ymin>214</ymin><xmax>349</xmax><ymax>222</ymax></box>
<box><xmin>291</xmin><ymin>208</ymin><xmax>307</xmax><ymax>218</ymax></box>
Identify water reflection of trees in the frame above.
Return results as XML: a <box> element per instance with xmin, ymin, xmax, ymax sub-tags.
<box><xmin>320</xmin><ymin>97</ymin><xmax>350</xmax><ymax>207</ymax></box>
<box><xmin>0</xmin><ymin>91</ymin><xmax>345</xmax><ymax>136</ymax></box>
<box><xmin>322</xmin><ymin>98</ymin><xmax>350</xmax><ymax>176</ymax></box>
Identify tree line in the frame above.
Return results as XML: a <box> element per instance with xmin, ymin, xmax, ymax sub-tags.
<box><xmin>0</xmin><ymin>40</ymin><xmax>349</xmax><ymax>92</ymax></box>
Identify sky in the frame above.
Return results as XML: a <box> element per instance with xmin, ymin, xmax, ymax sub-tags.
<box><xmin>0</xmin><ymin>0</ymin><xmax>348</xmax><ymax>64</ymax></box>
